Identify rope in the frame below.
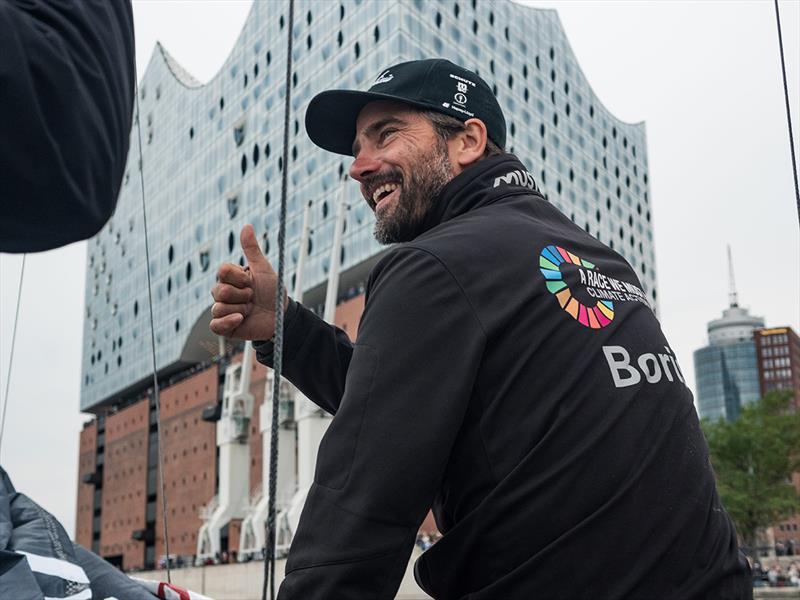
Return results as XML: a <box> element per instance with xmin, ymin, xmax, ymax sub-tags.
<box><xmin>0</xmin><ymin>254</ymin><xmax>26</xmax><ymax>461</ymax></box>
<box><xmin>134</xmin><ymin>85</ymin><xmax>173</xmax><ymax>583</ymax></box>
<box><xmin>263</xmin><ymin>0</ymin><xmax>295</xmax><ymax>598</ymax></box>
<box><xmin>773</xmin><ymin>0</ymin><xmax>800</xmax><ymax>229</ymax></box>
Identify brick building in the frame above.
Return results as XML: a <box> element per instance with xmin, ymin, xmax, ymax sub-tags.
<box><xmin>755</xmin><ymin>327</ymin><xmax>800</xmax><ymax>408</ymax></box>
<box><xmin>76</xmin><ymin>297</ymin><xmax>364</xmax><ymax>570</ymax></box>
<box><xmin>755</xmin><ymin>326</ymin><xmax>800</xmax><ymax>552</ymax></box>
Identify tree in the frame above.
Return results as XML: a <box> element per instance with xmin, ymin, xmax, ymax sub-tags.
<box><xmin>702</xmin><ymin>391</ymin><xmax>800</xmax><ymax>554</ymax></box>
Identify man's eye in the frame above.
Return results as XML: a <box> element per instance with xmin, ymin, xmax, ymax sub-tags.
<box><xmin>379</xmin><ymin>128</ymin><xmax>396</xmax><ymax>143</ymax></box>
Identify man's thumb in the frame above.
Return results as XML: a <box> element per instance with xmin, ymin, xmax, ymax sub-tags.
<box><xmin>241</xmin><ymin>224</ymin><xmax>267</xmax><ymax>268</ymax></box>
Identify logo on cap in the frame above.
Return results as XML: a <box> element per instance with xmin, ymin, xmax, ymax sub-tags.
<box><xmin>447</xmin><ymin>73</ymin><xmax>476</xmax><ymax>117</ymax></box>
<box><xmin>374</xmin><ymin>70</ymin><xmax>393</xmax><ymax>85</ymax></box>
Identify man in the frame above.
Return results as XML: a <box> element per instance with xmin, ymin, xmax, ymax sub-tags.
<box><xmin>211</xmin><ymin>59</ymin><xmax>751</xmax><ymax>599</ymax></box>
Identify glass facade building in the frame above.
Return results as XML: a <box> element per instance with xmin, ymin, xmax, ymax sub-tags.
<box><xmin>694</xmin><ymin>305</ymin><xmax>764</xmax><ymax>422</ymax></box>
<box><xmin>81</xmin><ymin>0</ymin><xmax>657</xmax><ymax>412</ymax></box>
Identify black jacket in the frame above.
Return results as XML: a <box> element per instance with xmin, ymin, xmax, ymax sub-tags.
<box><xmin>0</xmin><ymin>0</ymin><xmax>135</xmax><ymax>253</ymax></box>
<box><xmin>258</xmin><ymin>155</ymin><xmax>751</xmax><ymax>599</ymax></box>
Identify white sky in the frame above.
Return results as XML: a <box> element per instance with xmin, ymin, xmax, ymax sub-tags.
<box><xmin>0</xmin><ymin>0</ymin><xmax>797</xmax><ymax>539</ymax></box>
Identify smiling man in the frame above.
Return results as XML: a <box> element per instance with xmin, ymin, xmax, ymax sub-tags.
<box><xmin>210</xmin><ymin>59</ymin><xmax>751</xmax><ymax>599</ymax></box>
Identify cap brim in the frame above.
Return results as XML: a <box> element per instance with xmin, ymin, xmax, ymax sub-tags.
<box><xmin>305</xmin><ymin>90</ymin><xmax>440</xmax><ymax>156</ymax></box>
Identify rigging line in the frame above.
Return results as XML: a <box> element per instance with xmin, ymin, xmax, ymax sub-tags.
<box><xmin>134</xmin><ymin>84</ymin><xmax>173</xmax><ymax>583</ymax></box>
<box><xmin>263</xmin><ymin>0</ymin><xmax>295</xmax><ymax>598</ymax></box>
<box><xmin>773</xmin><ymin>0</ymin><xmax>800</xmax><ymax>228</ymax></box>
<box><xmin>0</xmin><ymin>254</ymin><xmax>26</xmax><ymax>461</ymax></box>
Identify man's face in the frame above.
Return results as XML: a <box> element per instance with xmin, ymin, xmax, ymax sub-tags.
<box><xmin>349</xmin><ymin>101</ymin><xmax>455</xmax><ymax>244</ymax></box>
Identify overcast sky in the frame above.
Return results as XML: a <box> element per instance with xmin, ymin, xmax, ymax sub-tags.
<box><xmin>1</xmin><ymin>0</ymin><xmax>797</xmax><ymax>539</ymax></box>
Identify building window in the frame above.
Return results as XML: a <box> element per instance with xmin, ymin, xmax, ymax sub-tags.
<box><xmin>227</xmin><ymin>196</ymin><xmax>239</xmax><ymax>219</ymax></box>
<box><xmin>233</xmin><ymin>124</ymin><xmax>245</xmax><ymax>147</ymax></box>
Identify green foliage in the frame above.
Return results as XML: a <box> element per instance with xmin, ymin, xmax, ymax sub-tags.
<box><xmin>702</xmin><ymin>391</ymin><xmax>800</xmax><ymax>553</ymax></box>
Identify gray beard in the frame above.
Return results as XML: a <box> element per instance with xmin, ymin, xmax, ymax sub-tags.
<box><xmin>373</xmin><ymin>141</ymin><xmax>454</xmax><ymax>245</ymax></box>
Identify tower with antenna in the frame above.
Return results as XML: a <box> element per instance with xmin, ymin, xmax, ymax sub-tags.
<box><xmin>693</xmin><ymin>246</ymin><xmax>764</xmax><ymax>421</ymax></box>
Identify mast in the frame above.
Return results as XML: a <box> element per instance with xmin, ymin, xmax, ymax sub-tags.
<box><xmin>727</xmin><ymin>245</ymin><xmax>739</xmax><ymax>307</ymax></box>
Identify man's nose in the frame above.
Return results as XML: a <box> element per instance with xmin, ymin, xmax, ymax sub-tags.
<box><xmin>348</xmin><ymin>150</ymin><xmax>381</xmax><ymax>182</ymax></box>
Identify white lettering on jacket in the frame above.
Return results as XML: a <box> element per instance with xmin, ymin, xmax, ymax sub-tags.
<box><xmin>493</xmin><ymin>169</ymin><xmax>538</xmax><ymax>191</ymax></box>
<box><xmin>602</xmin><ymin>345</ymin><xmax>685</xmax><ymax>388</ymax></box>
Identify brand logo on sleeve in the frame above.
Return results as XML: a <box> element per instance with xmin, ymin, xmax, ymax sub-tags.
<box><xmin>539</xmin><ymin>245</ymin><xmax>651</xmax><ymax>329</ymax></box>
<box><xmin>540</xmin><ymin>245</ymin><xmax>676</xmax><ymax>389</ymax></box>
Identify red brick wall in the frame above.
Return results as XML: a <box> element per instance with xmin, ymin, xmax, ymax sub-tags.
<box><xmin>239</xmin><ymin>354</ymin><xmax>269</xmax><ymax>498</ymax></box>
<box><xmin>334</xmin><ymin>294</ymin><xmax>365</xmax><ymax>342</ymax></box>
<box><xmin>155</xmin><ymin>367</ymin><xmax>218</xmax><ymax>558</ymax></box>
<box><xmin>101</xmin><ymin>400</ymin><xmax>149</xmax><ymax>569</ymax></box>
<box><xmin>75</xmin><ymin>421</ymin><xmax>97</xmax><ymax>549</ymax></box>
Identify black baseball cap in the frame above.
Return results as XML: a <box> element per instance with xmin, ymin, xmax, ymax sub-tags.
<box><xmin>305</xmin><ymin>58</ymin><xmax>506</xmax><ymax>156</ymax></box>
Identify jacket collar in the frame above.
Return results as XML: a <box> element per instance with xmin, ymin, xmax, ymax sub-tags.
<box><xmin>418</xmin><ymin>154</ymin><xmax>544</xmax><ymax>234</ymax></box>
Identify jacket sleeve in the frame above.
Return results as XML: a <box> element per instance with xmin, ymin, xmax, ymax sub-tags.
<box><xmin>254</xmin><ymin>298</ymin><xmax>355</xmax><ymax>415</ymax></box>
<box><xmin>0</xmin><ymin>0</ymin><xmax>135</xmax><ymax>253</ymax></box>
<box><xmin>277</xmin><ymin>247</ymin><xmax>486</xmax><ymax>600</ymax></box>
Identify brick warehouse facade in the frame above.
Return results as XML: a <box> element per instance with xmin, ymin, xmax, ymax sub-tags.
<box><xmin>77</xmin><ymin>296</ymin><xmax>365</xmax><ymax>570</ymax></box>
<box><xmin>75</xmin><ymin>422</ymin><xmax>97</xmax><ymax>551</ymax></box>
<box><xmin>154</xmin><ymin>367</ymin><xmax>218</xmax><ymax>560</ymax></box>
<box><xmin>101</xmin><ymin>400</ymin><xmax>150</xmax><ymax>569</ymax></box>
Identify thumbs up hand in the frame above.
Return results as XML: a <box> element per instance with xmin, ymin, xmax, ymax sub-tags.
<box><xmin>210</xmin><ymin>224</ymin><xmax>288</xmax><ymax>340</ymax></box>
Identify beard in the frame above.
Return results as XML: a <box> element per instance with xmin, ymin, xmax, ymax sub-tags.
<box><xmin>371</xmin><ymin>139</ymin><xmax>454</xmax><ymax>245</ymax></box>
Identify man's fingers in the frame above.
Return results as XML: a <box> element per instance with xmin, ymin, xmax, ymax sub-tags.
<box><xmin>211</xmin><ymin>282</ymin><xmax>253</xmax><ymax>304</ymax></box>
<box><xmin>209</xmin><ymin>313</ymin><xmax>244</xmax><ymax>337</ymax></box>
<box><xmin>211</xmin><ymin>302</ymin><xmax>251</xmax><ymax>319</ymax></box>
<box><xmin>241</xmin><ymin>224</ymin><xmax>269</xmax><ymax>270</ymax></box>
<box><xmin>217</xmin><ymin>262</ymin><xmax>251</xmax><ymax>288</ymax></box>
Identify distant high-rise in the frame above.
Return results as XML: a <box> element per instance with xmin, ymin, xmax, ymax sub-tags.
<box><xmin>754</xmin><ymin>326</ymin><xmax>800</xmax><ymax>408</ymax></box>
<box><xmin>693</xmin><ymin>248</ymin><xmax>763</xmax><ymax>421</ymax></box>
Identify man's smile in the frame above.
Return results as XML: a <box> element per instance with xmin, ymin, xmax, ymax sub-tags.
<box><xmin>374</xmin><ymin>184</ymin><xmax>400</xmax><ymax>210</ymax></box>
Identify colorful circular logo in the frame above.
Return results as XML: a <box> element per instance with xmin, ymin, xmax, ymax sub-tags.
<box><xmin>539</xmin><ymin>245</ymin><xmax>615</xmax><ymax>329</ymax></box>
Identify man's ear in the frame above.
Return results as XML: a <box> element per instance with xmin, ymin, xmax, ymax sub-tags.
<box><xmin>449</xmin><ymin>118</ymin><xmax>488</xmax><ymax>170</ymax></box>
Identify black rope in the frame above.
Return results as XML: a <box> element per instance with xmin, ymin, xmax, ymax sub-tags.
<box><xmin>263</xmin><ymin>0</ymin><xmax>295</xmax><ymax>598</ymax></box>
<box><xmin>0</xmin><ymin>254</ymin><xmax>26</xmax><ymax>461</ymax></box>
<box><xmin>134</xmin><ymin>86</ymin><xmax>173</xmax><ymax>583</ymax></box>
<box><xmin>773</xmin><ymin>0</ymin><xmax>800</xmax><ymax>228</ymax></box>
